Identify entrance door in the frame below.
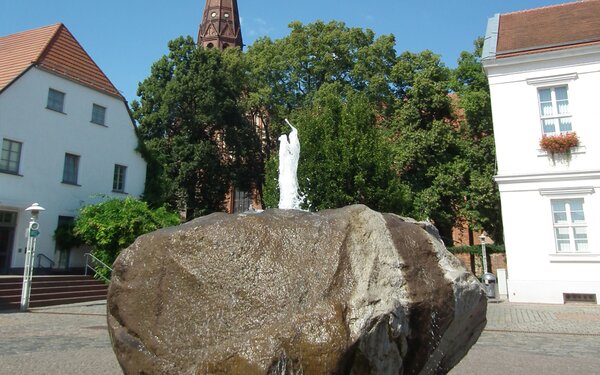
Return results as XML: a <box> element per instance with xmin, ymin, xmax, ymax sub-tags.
<box><xmin>0</xmin><ymin>211</ymin><xmax>17</xmax><ymax>274</ymax></box>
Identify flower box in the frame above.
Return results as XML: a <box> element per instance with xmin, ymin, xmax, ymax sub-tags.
<box><xmin>539</xmin><ymin>132</ymin><xmax>579</xmax><ymax>155</ymax></box>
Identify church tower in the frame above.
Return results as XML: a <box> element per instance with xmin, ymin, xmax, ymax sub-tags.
<box><xmin>198</xmin><ymin>0</ymin><xmax>243</xmax><ymax>50</ymax></box>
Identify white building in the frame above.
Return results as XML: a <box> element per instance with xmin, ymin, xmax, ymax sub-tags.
<box><xmin>0</xmin><ymin>24</ymin><xmax>146</xmax><ymax>274</ymax></box>
<box><xmin>482</xmin><ymin>1</ymin><xmax>600</xmax><ymax>304</ymax></box>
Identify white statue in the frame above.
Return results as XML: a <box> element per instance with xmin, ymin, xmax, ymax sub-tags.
<box><xmin>278</xmin><ymin>119</ymin><xmax>303</xmax><ymax>210</ymax></box>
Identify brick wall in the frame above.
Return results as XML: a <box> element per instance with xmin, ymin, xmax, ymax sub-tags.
<box><xmin>453</xmin><ymin>252</ymin><xmax>507</xmax><ymax>276</ymax></box>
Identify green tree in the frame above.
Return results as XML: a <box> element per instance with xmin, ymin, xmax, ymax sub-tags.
<box><xmin>451</xmin><ymin>38</ymin><xmax>503</xmax><ymax>242</ymax></box>
<box><xmin>389</xmin><ymin>50</ymin><xmax>468</xmax><ymax>242</ymax></box>
<box><xmin>244</xmin><ymin>21</ymin><xmax>398</xmax><ymax>158</ymax></box>
<box><xmin>252</xmin><ymin>24</ymin><xmax>500</xmax><ymax>242</ymax></box>
<box><xmin>74</xmin><ymin>197</ymin><xmax>180</xmax><ymax>280</ymax></box>
<box><xmin>133</xmin><ymin>37</ymin><xmax>261</xmax><ymax>218</ymax></box>
<box><xmin>263</xmin><ymin>84</ymin><xmax>410</xmax><ymax>213</ymax></box>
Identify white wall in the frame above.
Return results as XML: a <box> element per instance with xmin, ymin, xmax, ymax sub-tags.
<box><xmin>485</xmin><ymin>47</ymin><xmax>600</xmax><ymax>304</ymax></box>
<box><xmin>487</xmin><ymin>51</ymin><xmax>600</xmax><ymax>177</ymax></box>
<box><xmin>499</xmin><ymin>179</ymin><xmax>600</xmax><ymax>303</ymax></box>
<box><xmin>0</xmin><ymin>67</ymin><xmax>146</xmax><ymax>270</ymax></box>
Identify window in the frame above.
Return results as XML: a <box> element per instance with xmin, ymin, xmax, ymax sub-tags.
<box><xmin>47</xmin><ymin>88</ymin><xmax>65</xmax><ymax>112</ymax></box>
<box><xmin>0</xmin><ymin>139</ymin><xmax>22</xmax><ymax>174</ymax></box>
<box><xmin>91</xmin><ymin>104</ymin><xmax>106</xmax><ymax>125</ymax></box>
<box><xmin>233</xmin><ymin>189</ymin><xmax>251</xmax><ymax>213</ymax></box>
<box><xmin>551</xmin><ymin>198</ymin><xmax>588</xmax><ymax>253</ymax></box>
<box><xmin>112</xmin><ymin>164</ymin><xmax>127</xmax><ymax>192</ymax></box>
<box><xmin>0</xmin><ymin>211</ymin><xmax>16</xmax><ymax>226</ymax></box>
<box><xmin>538</xmin><ymin>86</ymin><xmax>572</xmax><ymax>136</ymax></box>
<box><xmin>62</xmin><ymin>153</ymin><xmax>80</xmax><ymax>185</ymax></box>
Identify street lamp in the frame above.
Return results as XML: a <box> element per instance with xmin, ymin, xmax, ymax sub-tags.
<box><xmin>479</xmin><ymin>233</ymin><xmax>488</xmax><ymax>274</ymax></box>
<box><xmin>20</xmin><ymin>203</ymin><xmax>45</xmax><ymax>312</ymax></box>
<box><xmin>479</xmin><ymin>232</ymin><xmax>497</xmax><ymax>298</ymax></box>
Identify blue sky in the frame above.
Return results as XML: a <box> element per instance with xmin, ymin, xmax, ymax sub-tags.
<box><xmin>1</xmin><ymin>0</ymin><xmax>572</xmax><ymax>103</ymax></box>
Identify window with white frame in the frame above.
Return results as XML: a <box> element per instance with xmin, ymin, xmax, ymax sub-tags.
<box><xmin>91</xmin><ymin>104</ymin><xmax>106</xmax><ymax>125</ymax></box>
<box><xmin>538</xmin><ymin>86</ymin><xmax>572</xmax><ymax>135</ymax></box>
<box><xmin>551</xmin><ymin>198</ymin><xmax>588</xmax><ymax>253</ymax></box>
<box><xmin>0</xmin><ymin>138</ymin><xmax>22</xmax><ymax>174</ymax></box>
<box><xmin>62</xmin><ymin>153</ymin><xmax>80</xmax><ymax>185</ymax></box>
<box><xmin>112</xmin><ymin>164</ymin><xmax>127</xmax><ymax>192</ymax></box>
<box><xmin>47</xmin><ymin>88</ymin><xmax>65</xmax><ymax>112</ymax></box>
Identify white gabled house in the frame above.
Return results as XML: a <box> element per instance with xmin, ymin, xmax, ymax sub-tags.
<box><xmin>0</xmin><ymin>24</ymin><xmax>146</xmax><ymax>274</ymax></box>
<box><xmin>482</xmin><ymin>1</ymin><xmax>600</xmax><ymax>304</ymax></box>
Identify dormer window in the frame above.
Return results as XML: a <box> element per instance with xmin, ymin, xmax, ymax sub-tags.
<box><xmin>538</xmin><ymin>86</ymin><xmax>571</xmax><ymax>135</ymax></box>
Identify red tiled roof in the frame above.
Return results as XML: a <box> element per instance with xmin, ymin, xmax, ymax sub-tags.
<box><xmin>0</xmin><ymin>23</ymin><xmax>122</xmax><ymax>98</ymax></box>
<box><xmin>497</xmin><ymin>0</ymin><xmax>600</xmax><ymax>58</ymax></box>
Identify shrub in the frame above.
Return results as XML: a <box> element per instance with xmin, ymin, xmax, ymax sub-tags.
<box><xmin>447</xmin><ymin>244</ymin><xmax>505</xmax><ymax>255</ymax></box>
<box><xmin>74</xmin><ymin>197</ymin><xmax>180</xmax><ymax>280</ymax></box>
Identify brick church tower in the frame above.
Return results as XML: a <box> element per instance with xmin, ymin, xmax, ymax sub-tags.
<box><xmin>198</xmin><ymin>0</ymin><xmax>243</xmax><ymax>50</ymax></box>
<box><xmin>197</xmin><ymin>0</ymin><xmax>260</xmax><ymax>213</ymax></box>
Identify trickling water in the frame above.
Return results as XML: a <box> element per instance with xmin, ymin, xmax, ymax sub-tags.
<box><xmin>278</xmin><ymin>119</ymin><xmax>303</xmax><ymax>210</ymax></box>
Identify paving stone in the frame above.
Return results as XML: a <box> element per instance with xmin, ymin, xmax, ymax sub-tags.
<box><xmin>1</xmin><ymin>299</ymin><xmax>599</xmax><ymax>374</ymax></box>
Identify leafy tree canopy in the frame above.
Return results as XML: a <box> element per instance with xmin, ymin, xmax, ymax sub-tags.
<box><xmin>134</xmin><ymin>24</ymin><xmax>502</xmax><ymax>244</ymax></box>
<box><xmin>451</xmin><ymin>38</ymin><xmax>503</xmax><ymax>241</ymax></box>
<box><xmin>263</xmin><ymin>84</ymin><xmax>410</xmax><ymax>213</ymax></box>
<box><xmin>244</xmin><ymin>21</ymin><xmax>398</xmax><ymax>156</ymax></box>
<box><xmin>133</xmin><ymin>37</ymin><xmax>260</xmax><ymax>218</ymax></box>
<box><xmin>253</xmin><ymin>26</ymin><xmax>500</xmax><ymax>243</ymax></box>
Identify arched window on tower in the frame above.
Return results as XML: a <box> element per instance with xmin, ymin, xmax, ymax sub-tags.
<box><xmin>222</xmin><ymin>43</ymin><xmax>229</xmax><ymax>49</ymax></box>
<box><xmin>207</xmin><ymin>43</ymin><xmax>214</xmax><ymax>49</ymax></box>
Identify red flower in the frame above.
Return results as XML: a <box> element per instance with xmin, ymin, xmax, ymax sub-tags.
<box><xmin>539</xmin><ymin>132</ymin><xmax>579</xmax><ymax>154</ymax></box>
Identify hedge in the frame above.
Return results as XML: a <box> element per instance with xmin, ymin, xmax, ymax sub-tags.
<box><xmin>447</xmin><ymin>244</ymin><xmax>505</xmax><ymax>255</ymax></box>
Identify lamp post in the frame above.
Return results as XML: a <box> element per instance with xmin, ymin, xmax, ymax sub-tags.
<box><xmin>20</xmin><ymin>203</ymin><xmax>45</xmax><ymax>312</ymax></box>
<box><xmin>479</xmin><ymin>233</ymin><xmax>488</xmax><ymax>274</ymax></box>
<box><xmin>479</xmin><ymin>232</ymin><xmax>497</xmax><ymax>298</ymax></box>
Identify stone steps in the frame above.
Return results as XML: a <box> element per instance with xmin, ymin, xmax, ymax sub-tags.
<box><xmin>0</xmin><ymin>275</ymin><xmax>108</xmax><ymax>310</ymax></box>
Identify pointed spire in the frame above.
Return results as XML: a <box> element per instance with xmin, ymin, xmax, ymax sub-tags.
<box><xmin>198</xmin><ymin>0</ymin><xmax>243</xmax><ymax>50</ymax></box>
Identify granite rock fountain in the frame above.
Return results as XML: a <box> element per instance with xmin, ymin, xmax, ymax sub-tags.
<box><xmin>107</xmin><ymin>123</ymin><xmax>486</xmax><ymax>374</ymax></box>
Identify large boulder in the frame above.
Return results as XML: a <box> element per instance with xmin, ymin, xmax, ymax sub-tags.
<box><xmin>107</xmin><ymin>205</ymin><xmax>486</xmax><ymax>374</ymax></box>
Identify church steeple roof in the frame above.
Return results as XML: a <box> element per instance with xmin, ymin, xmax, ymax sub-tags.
<box><xmin>198</xmin><ymin>0</ymin><xmax>243</xmax><ymax>50</ymax></box>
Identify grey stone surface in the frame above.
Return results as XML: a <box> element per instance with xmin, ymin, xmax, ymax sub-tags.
<box><xmin>0</xmin><ymin>301</ymin><xmax>121</xmax><ymax>375</ymax></box>
<box><xmin>485</xmin><ymin>300</ymin><xmax>600</xmax><ymax>335</ymax></box>
<box><xmin>1</xmin><ymin>298</ymin><xmax>600</xmax><ymax>374</ymax></box>
<box><xmin>107</xmin><ymin>205</ymin><xmax>486</xmax><ymax>374</ymax></box>
<box><xmin>450</xmin><ymin>301</ymin><xmax>600</xmax><ymax>375</ymax></box>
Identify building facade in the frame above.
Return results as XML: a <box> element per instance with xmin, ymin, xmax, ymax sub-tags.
<box><xmin>483</xmin><ymin>1</ymin><xmax>600</xmax><ymax>303</ymax></box>
<box><xmin>0</xmin><ymin>24</ymin><xmax>146</xmax><ymax>274</ymax></box>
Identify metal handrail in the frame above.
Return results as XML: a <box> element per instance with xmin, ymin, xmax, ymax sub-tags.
<box><xmin>84</xmin><ymin>253</ymin><xmax>112</xmax><ymax>283</ymax></box>
<box><xmin>36</xmin><ymin>253</ymin><xmax>55</xmax><ymax>270</ymax></box>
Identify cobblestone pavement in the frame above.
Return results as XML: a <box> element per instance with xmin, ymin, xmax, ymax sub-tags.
<box><xmin>450</xmin><ymin>300</ymin><xmax>600</xmax><ymax>375</ymax></box>
<box><xmin>0</xmin><ymin>299</ymin><xmax>599</xmax><ymax>374</ymax></box>
<box><xmin>0</xmin><ymin>302</ymin><xmax>121</xmax><ymax>375</ymax></box>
